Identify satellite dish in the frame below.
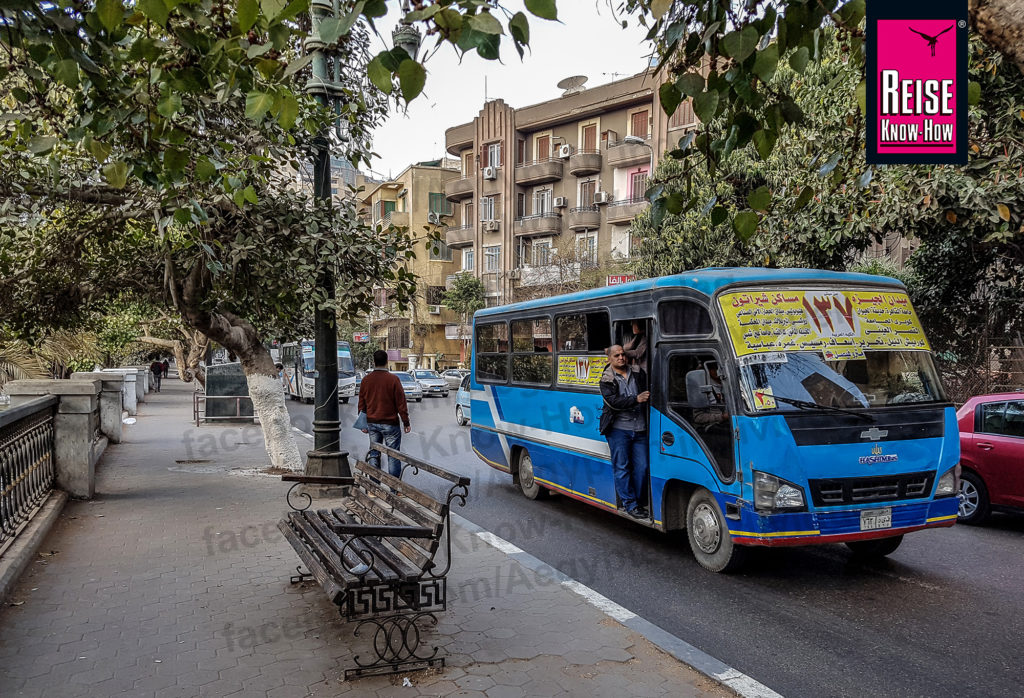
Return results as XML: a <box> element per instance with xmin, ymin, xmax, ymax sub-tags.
<box><xmin>557</xmin><ymin>75</ymin><xmax>588</xmax><ymax>96</ymax></box>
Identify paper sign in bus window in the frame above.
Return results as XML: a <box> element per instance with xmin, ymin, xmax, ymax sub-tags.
<box><xmin>753</xmin><ymin>386</ymin><xmax>777</xmax><ymax>411</ymax></box>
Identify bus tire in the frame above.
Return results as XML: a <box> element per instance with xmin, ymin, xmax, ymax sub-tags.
<box><xmin>686</xmin><ymin>488</ymin><xmax>746</xmax><ymax>573</ymax></box>
<box><xmin>516</xmin><ymin>449</ymin><xmax>548</xmax><ymax>500</ymax></box>
<box><xmin>845</xmin><ymin>535</ymin><xmax>903</xmax><ymax>558</ymax></box>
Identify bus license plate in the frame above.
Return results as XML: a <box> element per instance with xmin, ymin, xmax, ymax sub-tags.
<box><xmin>860</xmin><ymin>508</ymin><xmax>892</xmax><ymax>531</ymax></box>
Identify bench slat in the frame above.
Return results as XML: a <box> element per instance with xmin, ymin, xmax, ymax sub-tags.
<box><xmin>353</xmin><ymin>462</ymin><xmax>446</xmax><ymax>515</ymax></box>
<box><xmin>304</xmin><ymin>510</ymin><xmax>398</xmax><ymax>585</ymax></box>
<box><xmin>322</xmin><ymin>509</ymin><xmax>424</xmax><ymax>582</ymax></box>
<box><xmin>329</xmin><ymin>523</ymin><xmax>434</xmax><ymax>538</ymax></box>
<box><xmin>347</xmin><ymin>489</ymin><xmax>440</xmax><ymax>564</ymax></box>
<box><xmin>290</xmin><ymin>512</ymin><xmax>377</xmax><ymax>586</ymax></box>
<box><xmin>277</xmin><ymin>520</ymin><xmax>346</xmax><ymax>603</ymax></box>
<box><xmin>358</xmin><ymin>478</ymin><xmax>443</xmax><ymax>532</ymax></box>
<box><xmin>369</xmin><ymin>443</ymin><xmax>471</xmax><ymax>486</ymax></box>
<box><xmin>281</xmin><ymin>475</ymin><xmax>355</xmax><ymax>485</ymax></box>
<box><xmin>331</xmin><ymin>507</ymin><xmax>435</xmax><ymax>573</ymax></box>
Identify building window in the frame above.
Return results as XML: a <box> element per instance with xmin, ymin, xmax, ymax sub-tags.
<box><xmin>428</xmin><ymin>239</ymin><xmax>453</xmax><ymax>261</ymax></box>
<box><xmin>462</xmin><ymin>151</ymin><xmax>473</xmax><ymax>177</ymax></box>
<box><xmin>483</xmin><ymin>142</ymin><xmax>502</xmax><ymax>168</ymax></box>
<box><xmin>462</xmin><ymin>248</ymin><xmax>474</xmax><ymax>272</ymax></box>
<box><xmin>582</xmin><ymin>123</ymin><xmax>597</xmax><ymax>151</ymax></box>
<box><xmin>388</xmin><ymin>324</ymin><xmax>410</xmax><ymax>349</ymax></box>
<box><xmin>516</xmin><ymin>192</ymin><xmax>526</xmax><ymax>219</ymax></box>
<box><xmin>532</xmin><ymin>188</ymin><xmax>552</xmax><ymax>215</ymax></box>
<box><xmin>576</xmin><ymin>232</ymin><xmax>597</xmax><ymax>266</ymax></box>
<box><xmin>533</xmin><ymin>239</ymin><xmax>552</xmax><ymax>266</ymax></box>
<box><xmin>535</xmin><ymin>134</ymin><xmax>550</xmax><ymax>161</ymax></box>
<box><xmin>579</xmin><ymin>179</ymin><xmax>596</xmax><ymax>207</ymax></box>
<box><xmin>463</xmin><ymin>202</ymin><xmax>473</xmax><ymax>225</ymax></box>
<box><xmin>630</xmin><ymin>109</ymin><xmax>650</xmax><ymax>139</ymax></box>
<box><xmin>429</xmin><ymin>192</ymin><xmax>452</xmax><ymax>215</ymax></box>
<box><xmin>628</xmin><ymin>167</ymin><xmax>649</xmax><ymax>200</ymax></box>
<box><xmin>516</xmin><ymin>138</ymin><xmax>526</xmax><ymax>165</ymax></box>
<box><xmin>480</xmin><ymin>195</ymin><xmax>497</xmax><ymax>221</ymax></box>
<box><xmin>376</xmin><ymin>199</ymin><xmax>396</xmax><ymax>222</ymax></box>
<box><xmin>484</xmin><ymin>245</ymin><xmax>501</xmax><ymax>273</ymax></box>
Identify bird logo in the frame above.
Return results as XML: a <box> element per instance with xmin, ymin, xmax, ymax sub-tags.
<box><xmin>908</xmin><ymin>25</ymin><xmax>953</xmax><ymax>57</ymax></box>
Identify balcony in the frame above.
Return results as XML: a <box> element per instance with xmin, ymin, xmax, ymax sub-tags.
<box><xmin>518</xmin><ymin>263</ymin><xmax>581</xmax><ymax>288</ymax></box>
<box><xmin>445</xmin><ymin>224</ymin><xmax>474</xmax><ymax>248</ymax></box>
<box><xmin>568</xmin><ymin>149</ymin><xmax>602</xmax><ymax>176</ymax></box>
<box><xmin>607</xmin><ymin>139</ymin><xmax>652</xmax><ymax>168</ymax></box>
<box><xmin>605</xmin><ymin>198</ymin><xmax>650</xmax><ymax>225</ymax></box>
<box><xmin>445</xmin><ymin>177</ymin><xmax>473</xmax><ymax>201</ymax></box>
<box><xmin>514</xmin><ymin>158</ymin><xmax>563</xmax><ymax>186</ymax></box>
<box><xmin>445</xmin><ymin>122</ymin><xmax>474</xmax><ymax>155</ymax></box>
<box><xmin>514</xmin><ymin>213</ymin><xmax>562</xmax><ymax>237</ymax></box>
<box><xmin>566</xmin><ymin>206</ymin><xmax>600</xmax><ymax>231</ymax></box>
<box><xmin>382</xmin><ymin>211</ymin><xmax>410</xmax><ymax>228</ymax></box>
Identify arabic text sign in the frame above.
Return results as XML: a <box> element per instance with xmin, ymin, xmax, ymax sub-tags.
<box><xmin>719</xmin><ymin>290</ymin><xmax>930</xmax><ymax>357</ymax></box>
<box><xmin>557</xmin><ymin>355</ymin><xmax>608</xmax><ymax>387</ymax></box>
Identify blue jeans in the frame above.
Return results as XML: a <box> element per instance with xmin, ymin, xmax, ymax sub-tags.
<box><xmin>366</xmin><ymin>423</ymin><xmax>403</xmax><ymax>479</ymax></box>
<box><xmin>606</xmin><ymin>428</ymin><xmax>649</xmax><ymax>511</ymax></box>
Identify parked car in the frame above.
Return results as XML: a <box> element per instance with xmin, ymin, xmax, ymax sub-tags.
<box><xmin>441</xmin><ymin>368</ymin><xmax>470</xmax><ymax>390</ymax></box>
<box><xmin>455</xmin><ymin>374</ymin><xmax>471</xmax><ymax>426</ymax></box>
<box><xmin>956</xmin><ymin>392</ymin><xmax>1024</xmax><ymax>524</ymax></box>
<box><xmin>392</xmin><ymin>371</ymin><xmax>423</xmax><ymax>402</ymax></box>
<box><xmin>409</xmin><ymin>369</ymin><xmax>449</xmax><ymax>398</ymax></box>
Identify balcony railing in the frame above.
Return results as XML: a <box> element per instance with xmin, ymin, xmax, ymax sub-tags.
<box><xmin>0</xmin><ymin>396</ymin><xmax>57</xmax><ymax>551</ymax></box>
<box><xmin>514</xmin><ymin>212</ymin><xmax>562</xmax><ymax>237</ymax></box>
<box><xmin>445</xmin><ymin>176</ymin><xmax>473</xmax><ymax>201</ymax></box>
<box><xmin>445</xmin><ymin>224</ymin><xmax>474</xmax><ymax>248</ymax></box>
<box><xmin>514</xmin><ymin>157</ymin><xmax>563</xmax><ymax>185</ymax></box>
<box><xmin>605</xmin><ymin>197</ymin><xmax>650</xmax><ymax>225</ymax></box>
<box><xmin>568</xmin><ymin>149</ymin><xmax>602</xmax><ymax>176</ymax></box>
<box><xmin>606</xmin><ymin>138</ymin><xmax>652</xmax><ymax>168</ymax></box>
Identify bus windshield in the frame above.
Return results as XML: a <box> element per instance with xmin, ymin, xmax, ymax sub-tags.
<box><xmin>301</xmin><ymin>354</ymin><xmax>354</xmax><ymax>376</ymax></box>
<box><xmin>737</xmin><ymin>350</ymin><xmax>946</xmax><ymax>412</ymax></box>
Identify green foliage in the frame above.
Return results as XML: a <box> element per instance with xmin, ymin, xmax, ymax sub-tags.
<box><xmin>442</xmin><ymin>273</ymin><xmax>485</xmax><ymax>319</ymax></box>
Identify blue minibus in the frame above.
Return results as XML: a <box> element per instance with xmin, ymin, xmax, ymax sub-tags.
<box><xmin>469</xmin><ymin>268</ymin><xmax>960</xmax><ymax>572</ymax></box>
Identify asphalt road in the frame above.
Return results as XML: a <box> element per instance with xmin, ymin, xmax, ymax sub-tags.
<box><xmin>286</xmin><ymin>395</ymin><xmax>1024</xmax><ymax>698</ymax></box>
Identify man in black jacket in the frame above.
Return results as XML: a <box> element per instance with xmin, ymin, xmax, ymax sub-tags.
<box><xmin>599</xmin><ymin>345</ymin><xmax>650</xmax><ymax>519</ymax></box>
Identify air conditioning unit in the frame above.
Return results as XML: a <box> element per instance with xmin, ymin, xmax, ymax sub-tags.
<box><xmin>507</xmin><ymin>269</ymin><xmax>521</xmax><ymax>280</ymax></box>
<box><xmin>553</xmin><ymin>196</ymin><xmax>568</xmax><ymax>208</ymax></box>
<box><xmin>594</xmin><ymin>191</ymin><xmax>611</xmax><ymax>205</ymax></box>
<box><xmin>427</xmin><ymin>211</ymin><xmax>441</xmax><ymax>224</ymax></box>
<box><xmin>427</xmin><ymin>304</ymin><xmax>441</xmax><ymax>315</ymax></box>
<box><xmin>557</xmin><ymin>144</ymin><xmax>573</xmax><ymax>158</ymax></box>
<box><xmin>482</xmin><ymin>166</ymin><xmax>497</xmax><ymax>180</ymax></box>
<box><xmin>484</xmin><ymin>219</ymin><xmax>500</xmax><ymax>232</ymax></box>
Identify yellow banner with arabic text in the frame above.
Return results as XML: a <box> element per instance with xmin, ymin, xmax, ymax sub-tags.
<box><xmin>718</xmin><ymin>289</ymin><xmax>930</xmax><ymax>358</ymax></box>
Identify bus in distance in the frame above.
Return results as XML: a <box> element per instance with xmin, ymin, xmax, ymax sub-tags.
<box><xmin>469</xmin><ymin>268</ymin><xmax>960</xmax><ymax>572</ymax></box>
<box><xmin>280</xmin><ymin>340</ymin><xmax>356</xmax><ymax>404</ymax></box>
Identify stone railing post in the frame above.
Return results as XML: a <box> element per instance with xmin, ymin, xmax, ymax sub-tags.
<box><xmin>101</xmin><ymin>368</ymin><xmax>138</xmax><ymax>415</ymax></box>
<box><xmin>71</xmin><ymin>372</ymin><xmax>124</xmax><ymax>444</ymax></box>
<box><xmin>129</xmin><ymin>366</ymin><xmax>149</xmax><ymax>400</ymax></box>
<box><xmin>3</xmin><ymin>379</ymin><xmax>105</xmax><ymax>499</ymax></box>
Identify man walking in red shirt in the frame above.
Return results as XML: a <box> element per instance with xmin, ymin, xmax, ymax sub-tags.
<box><xmin>357</xmin><ymin>350</ymin><xmax>411</xmax><ymax>478</ymax></box>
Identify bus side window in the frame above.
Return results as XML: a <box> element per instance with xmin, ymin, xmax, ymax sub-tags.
<box><xmin>556</xmin><ymin>312</ymin><xmax>610</xmax><ymax>351</ymax></box>
<box><xmin>659</xmin><ymin>301</ymin><xmax>713</xmax><ymax>336</ymax></box>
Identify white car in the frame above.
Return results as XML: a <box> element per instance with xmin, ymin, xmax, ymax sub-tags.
<box><xmin>409</xmin><ymin>369</ymin><xmax>449</xmax><ymax>397</ymax></box>
<box><xmin>441</xmin><ymin>368</ymin><xmax>470</xmax><ymax>390</ymax></box>
<box><xmin>392</xmin><ymin>371</ymin><xmax>423</xmax><ymax>402</ymax></box>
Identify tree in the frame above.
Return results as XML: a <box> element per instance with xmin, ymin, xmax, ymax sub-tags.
<box><xmin>441</xmin><ymin>273</ymin><xmax>484</xmax><ymax>356</ymax></box>
<box><xmin>0</xmin><ymin>1</ymin><xmax>415</xmax><ymax>470</ymax></box>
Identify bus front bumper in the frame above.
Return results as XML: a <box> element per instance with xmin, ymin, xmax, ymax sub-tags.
<box><xmin>726</xmin><ymin>496</ymin><xmax>959</xmax><ymax>547</ymax></box>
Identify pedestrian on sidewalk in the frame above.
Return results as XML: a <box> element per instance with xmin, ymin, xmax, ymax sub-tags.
<box><xmin>599</xmin><ymin>344</ymin><xmax>650</xmax><ymax>519</ymax></box>
<box><xmin>150</xmin><ymin>359</ymin><xmax>163</xmax><ymax>392</ymax></box>
<box><xmin>357</xmin><ymin>349</ymin><xmax>411</xmax><ymax>479</ymax></box>
<box><xmin>162</xmin><ymin>358</ymin><xmax>170</xmax><ymax>379</ymax></box>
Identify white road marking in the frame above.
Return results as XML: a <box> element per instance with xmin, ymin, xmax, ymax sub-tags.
<box><xmin>714</xmin><ymin>669</ymin><xmax>785</xmax><ymax>698</ymax></box>
<box><xmin>560</xmin><ymin>579</ymin><xmax>637</xmax><ymax>623</ymax></box>
<box><xmin>475</xmin><ymin>531</ymin><xmax>523</xmax><ymax>554</ymax></box>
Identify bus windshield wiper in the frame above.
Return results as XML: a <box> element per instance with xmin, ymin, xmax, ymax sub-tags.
<box><xmin>771</xmin><ymin>394</ymin><xmax>875</xmax><ymax>422</ymax></box>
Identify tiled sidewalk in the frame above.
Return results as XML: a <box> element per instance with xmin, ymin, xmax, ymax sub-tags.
<box><xmin>0</xmin><ymin>381</ymin><xmax>728</xmax><ymax>697</ymax></box>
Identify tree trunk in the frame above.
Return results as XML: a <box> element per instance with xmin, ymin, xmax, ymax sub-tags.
<box><xmin>171</xmin><ymin>264</ymin><xmax>302</xmax><ymax>471</ymax></box>
<box><xmin>970</xmin><ymin>0</ymin><xmax>1024</xmax><ymax>74</ymax></box>
<box><xmin>136</xmin><ymin>333</ymin><xmax>208</xmax><ymax>387</ymax></box>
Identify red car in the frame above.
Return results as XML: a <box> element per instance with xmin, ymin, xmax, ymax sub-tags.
<box><xmin>956</xmin><ymin>392</ymin><xmax>1024</xmax><ymax>524</ymax></box>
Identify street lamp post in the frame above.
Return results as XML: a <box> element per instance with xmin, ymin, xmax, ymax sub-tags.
<box><xmin>303</xmin><ymin>2</ymin><xmax>420</xmax><ymax>485</ymax></box>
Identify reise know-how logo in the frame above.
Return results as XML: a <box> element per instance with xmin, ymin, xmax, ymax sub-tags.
<box><xmin>866</xmin><ymin>0</ymin><xmax>968</xmax><ymax>165</ymax></box>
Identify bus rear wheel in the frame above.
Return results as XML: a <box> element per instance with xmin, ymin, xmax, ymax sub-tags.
<box><xmin>845</xmin><ymin>535</ymin><xmax>903</xmax><ymax>558</ymax></box>
<box><xmin>686</xmin><ymin>488</ymin><xmax>746</xmax><ymax>573</ymax></box>
<box><xmin>516</xmin><ymin>449</ymin><xmax>548</xmax><ymax>500</ymax></box>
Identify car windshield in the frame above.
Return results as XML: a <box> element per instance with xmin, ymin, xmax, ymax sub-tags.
<box><xmin>415</xmin><ymin>371</ymin><xmax>440</xmax><ymax>379</ymax></box>
<box><xmin>737</xmin><ymin>350</ymin><xmax>946</xmax><ymax>413</ymax></box>
<box><xmin>395</xmin><ymin>373</ymin><xmax>415</xmax><ymax>383</ymax></box>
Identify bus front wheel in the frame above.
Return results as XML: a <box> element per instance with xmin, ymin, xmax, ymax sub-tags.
<box><xmin>516</xmin><ymin>450</ymin><xmax>548</xmax><ymax>500</ymax></box>
<box><xmin>845</xmin><ymin>535</ymin><xmax>903</xmax><ymax>558</ymax></box>
<box><xmin>686</xmin><ymin>488</ymin><xmax>746</xmax><ymax>573</ymax></box>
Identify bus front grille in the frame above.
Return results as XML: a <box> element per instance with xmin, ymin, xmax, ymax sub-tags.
<box><xmin>809</xmin><ymin>471</ymin><xmax>935</xmax><ymax>507</ymax></box>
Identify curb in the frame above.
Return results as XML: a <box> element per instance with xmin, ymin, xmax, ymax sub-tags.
<box><xmin>452</xmin><ymin>512</ymin><xmax>784</xmax><ymax>698</ymax></box>
<box><xmin>0</xmin><ymin>491</ymin><xmax>68</xmax><ymax>605</ymax></box>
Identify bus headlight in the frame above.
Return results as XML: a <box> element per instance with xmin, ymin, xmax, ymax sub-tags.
<box><xmin>753</xmin><ymin>471</ymin><xmax>806</xmax><ymax>512</ymax></box>
<box><xmin>935</xmin><ymin>464</ymin><xmax>960</xmax><ymax>498</ymax></box>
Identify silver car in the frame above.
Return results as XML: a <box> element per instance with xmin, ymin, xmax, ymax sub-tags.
<box><xmin>392</xmin><ymin>371</ymin><xmax>423</xmax><ymax>402</ymax></box>
<box><xmin>410</xmin><ymin>369</ymin><xmax>449</xmax><ymax>398</ymax></box>
<box><xmin>441</xmin><ymin>368</ymin><xmax>469</xmax><ymax>390</ymax></box>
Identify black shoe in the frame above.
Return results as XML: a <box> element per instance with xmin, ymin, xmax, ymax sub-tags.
<box><xmin>626</xmin><ymin>508</ymin><xmax>647</xmax><ymax>519</ymax></box>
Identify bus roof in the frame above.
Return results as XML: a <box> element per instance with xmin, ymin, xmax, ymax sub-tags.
<box><xmin>474</xmin><ymin>267</ymin><xmax>904</xmax><ymax>319</ymax></box>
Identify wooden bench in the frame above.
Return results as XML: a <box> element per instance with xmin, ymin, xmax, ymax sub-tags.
<box><xmin>278</xmin><ymin>443</ymin><xmax>470</xmax><ymax>678</ymax></box>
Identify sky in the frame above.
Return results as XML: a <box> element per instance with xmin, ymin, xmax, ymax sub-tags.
<box><xmin>366</xmin><ymin>2</ymin><xmax>655</xmax><ymax>178</ymax></box>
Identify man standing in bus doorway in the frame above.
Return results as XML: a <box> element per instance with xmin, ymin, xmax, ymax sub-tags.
<box><xmin>599</xmin><ymin>345</ymin><xmax>650</xmax><ymax>519</ymax></box>
<box><xmin>623</xmin><ymin>320</ymin><xmax>647</xmax><ymax>372</ymax></box>
<box><xmin>358</xmin><ymin>349</ymin><xmax>411</xmax><ymax>479</ymax></box>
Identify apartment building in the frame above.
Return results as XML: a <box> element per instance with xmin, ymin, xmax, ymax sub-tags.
<box><xmin>359</xmin><ymin>160</ymin><xmax>467</xmax><ymax>371</ymax></box>
<box><xmin>442</xmin><ymin>70</ymin><xmax>696</xmax><ymax>304</ymax></box>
